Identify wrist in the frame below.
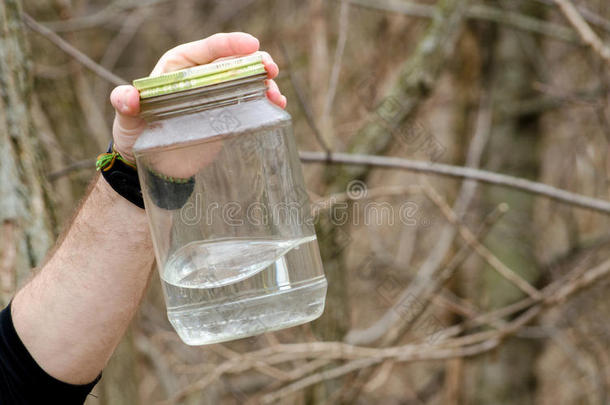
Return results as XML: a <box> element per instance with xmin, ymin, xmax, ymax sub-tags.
<box><xmin>97</xmin><ymin>141</ymin><xmax>144</xmax><ymax>209</ymax></box>
<box><xmin>112</xmin><ymin>138</ymin><xmax>137</xmax><ymax>165</ymax></box>
<box><xmin>94</xmin><ymin>175</ymin><xmax>146</xmax><ymax>218</ymax></box>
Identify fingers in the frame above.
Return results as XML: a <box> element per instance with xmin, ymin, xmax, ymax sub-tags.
<box><xmin>150</xmin><ymin>32</ymin><xmax>260</xmax><ymax>76</ymax></box>
<box><xmin>110</xmin><ymin>85</ymin><xmax>141</xmax><ymax>119</ymax></box>
<box><xmin>266</xmin><ymin>79</ymin><xmax>287</xmax><ymax>109</ymax></box>
<box><xmin>110</xmin><ymin>85</ymin><xmax>146</xmax><ymax>162</ymax></box>
<box><xmin>149</xmin><ymin>32</ymin><xmax>285</xmax><ymax>107</ymax></box>
<box><xmin>262</xmin><ymin>53</ymin><xmax>284</xmax><ymax>108</ymax></box>
<box><xmin>260</xmin><ymin>51</ymin><xmax>279</xmax><ymax>79</ymax></box>
<box><xmin>111</xmin><ymin>33</ymin><xmax>286</xmax><ymax>163</ymax></box>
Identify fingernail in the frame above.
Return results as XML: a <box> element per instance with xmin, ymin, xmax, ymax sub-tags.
<box><xmin>122</xmin><ymin>88</ymin><xmax>133</xmax><ymax>112</ymax></box>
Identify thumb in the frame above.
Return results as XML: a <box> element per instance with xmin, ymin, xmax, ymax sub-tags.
<box><xmin>110</xmin><ymin>85</ymin><xmax>145</xmax><ymax>163</ymax></box>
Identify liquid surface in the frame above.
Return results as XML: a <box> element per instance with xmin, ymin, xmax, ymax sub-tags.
<box><xmin>162</xmin><ymin>236</ymin><xmax>316</xmax><ymax>288</ymax></box>
<box><xmin>162</xmin><ymin>237</ymin><xmax>327</xmax><ymax>345</ymax></box>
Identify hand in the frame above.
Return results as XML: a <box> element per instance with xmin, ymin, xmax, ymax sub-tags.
<box><xmin>109</xmin><ymin>32</ymin><xmax>286</xmax><ymax>164</ymax></box>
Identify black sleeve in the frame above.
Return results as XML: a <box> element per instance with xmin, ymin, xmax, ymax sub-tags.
<box><xmin>0</xmin><ymin>303</ymin><xmax>100</xmax><ymax>404</ymax></box>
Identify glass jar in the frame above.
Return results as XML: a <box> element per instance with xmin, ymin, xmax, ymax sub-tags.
<box><xmin>132</xmin><ymin>53</ymin><xmax>327</xmax><ymax>345</ymax></box>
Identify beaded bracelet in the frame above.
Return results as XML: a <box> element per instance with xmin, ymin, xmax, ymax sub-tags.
<box><xmin>96</xmin><ymin>141</ymin><xmax>196</xmax><ymax>210</ymax></box>
<box><xmin>96</xmin><ymin>141</ymin><xmax>144</xmax><ymax>209</ymax></box>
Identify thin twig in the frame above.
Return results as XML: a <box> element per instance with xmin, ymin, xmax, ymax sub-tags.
<box><xmin>467</xmin><ymin>3</ymin><xmax>577</xmax><ymax>43</ymax></box>
<box><xmin>50</xmin><ymin>149</ymin><xmax>610</xmax><ymax>215</ymax></box>
<box><xmin>323</xmin><ymin>0</ymin><xmax>350</xmax><ymax>121</ymax></box>
<box><xmin>163</xmin><ymin>255</ymin><xmax>610</xmax><ymax>404</ymax></box>
<box><xmin>42</xmin><ymin>0</ymin><xmax>170</xmax><ymax>32</ymax></box>
<box><xmin>208</xmin><ymin>344</ymin><xmax>290</xmax><ymax>382</ymax></box>
<box><xmin>311</xmin><ymin>184</ymin><xmax>423</xmax><ymax>216</ymax></box>
<box><xmin>345</xmin><ymin>94</ymin><xmax>494</xmax><ymax>359</ymax></box>
<box><xmin>347</xmin><ymin>0</ymin><xmax>578</xmax><ymax>43</ymax></box>
<box><xmin>347</xmin><ymin>93</ymin><xmax>495</xmax><ymax>348</ymax></box>
<box><xmin>279</xmin><ymin>43</ymin><xmax>332</xmax><ymax>156</ymax></box>
<box><xmin>346</xmin><ymin>0</ymin><xmax>435</xmax><ymax>18</ymax></box>
<box><xmin>534</xmin><ymin>0</ymin><xmax>610</xmax><ymax>33</ymax></box>
<box><xmin>440</xmin><ymin>257</ymin><xmax>610</xmax><ymax>342</ymax></box>
<box><xmin>94</xmin><ymin>9</ymin><xmax>150</xmax><ymax>113</ymax></box>
<box><xmin>48</xmin><ymin>160</ymin><xmax>96</xmax><ymax>181</ymax></box>
<box><xmin>182</xmin><ymin>258</ymin><xmax>610</xmax><ymax>364</ymax></box>
<box><xmin>421</xmin><ymin>184</ymin><xmax>542</xmax><ymax>299</ymax></box>
<box><xmin>22</xmin><ymin>13</ymin><xmax>127</xmax><ymax>86</ymax></box>
<box><xmin>73</xmin><ymin>70</ymin><xmax>111</xmax><ymax>150</ymax></box>
<box><xmin>261</xmin><ymin>339</ymin><xmax>501</xmax><ymax>404</ymax></box>
<box><xmin>99</xmin><ymin>11</ymin><xmax>149</xmax><ymax>75</ymax></box>
<box><xmin>360</xmin><ymin>203</ymin><xmax>511</xmax><ymax>342</ymax></box>
<box><xmin>554</xmin><ymin>0</ymin><xmax>610</xmax><ymax>64</ymax></box>
<box><xmin>550</xmin><ymin>257</ymin><xmax>610</xmax><ymax>303</ymax></box>
<box><xmin>298</xmin><ymin>151</ymin><xmax>610</xmax><ymax>215</ymax></box>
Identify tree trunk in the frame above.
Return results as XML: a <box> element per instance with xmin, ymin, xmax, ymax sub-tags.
<box><xmin>0</xmin><ymin>0</ymin><xmax>54</xmax><ymax>305</ymax></box>
<box><xmin>464</xmin><ymin>2</ymin><xmax>545</xmax><ymax>403</ymax></box>
<box><xmin>2</xmin><ymin>3</ymin><xmax>140</xmax><ymax>403</ymax></box>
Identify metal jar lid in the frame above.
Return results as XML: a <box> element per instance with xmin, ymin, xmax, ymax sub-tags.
<box><xmin>133</xmin><ymin>52</ymin><xmax>265</xmax><ymax>99</ymax></box>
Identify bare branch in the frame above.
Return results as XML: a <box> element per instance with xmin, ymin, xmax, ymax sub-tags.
<box><xmin>534</xmin><ymin>0</ymin><xmax>610</xmax><ymax>33</ymax></box>
<box><xmin>421</xmin><ymin>184</ymin><xmax>542</xmax><ymax>299</ymax></box>
<box><xmin>166</xmin><ymin>256</ymin><xmax>610</xmax><ymax>403</ymax></box>
<box><xmin>161</xmin><ymin>254</ymin><xmax>610</xmax><ymax>404</ymax></box>
<box><xmin>322</xmin><ymin>0</ymin><xmax>350</xmax><ymax>124</ymax></box>
<box><xmin>299</xmin><ymin>151</ymin><xmax>610</xmax><ymax>215</ymax></box>
<box><xmin>330</xmin><ymin>0</ymin><xmax>469</xmax><ymax>189</ymax></box>
<box><xmin>467</xmin><ymin>3</ymin><xmax>577</xmax><ymax>42</ymax></box>
<box><xmin>99</xmin><ymin>11</ymin><xmax>149</xmax><ymax>74</ymax></box>
<box><xmin>549</xmin><ymin>258</ymin><xmax>610</xmax><ymax>304</ymax></box>
<box><xmin>259</xmin><ymin>338</ymin><xmax>500</xmax><ymax>403</ymax></box>
<box><xmin>348</xmin><ymin>0</ymin><xmax>578</xmax><ymax>43</ymax></box>
<box><xmin>345</xmin><ymin>91</ymin><xmax>494</xmax><ymax>346</ymax></box>
<box><xmin>48</xmin><ymin>160</ymin><xmax>95</xmax><ymax>181</ymax></box>
<box><xmin>279</xmin><ymin>43</ymin><xmax>332</xmax><ymax>156</ymax></box>
<box><xmin>22</xmin><ymin>13</ymin><xmax>127</xmax><ymax>86</ymax></box>
<box><xmin>50</xmin><ymin>149</ymin><xmax>610</xmax><ymax>216</ymax></box>
<box><xmin>554</xmin><ymin>0</ymin><xmax>610</xmax><ymax>64</ymax></box>
<box><xmin>346</xmin><ymin>0</ymin><xmax>435</xmax><ymax>18</ymax></box>
<box><xmin>42</xmin><ymin>0</ymin><xmax>170</xmax><ymax>32</ymax></box>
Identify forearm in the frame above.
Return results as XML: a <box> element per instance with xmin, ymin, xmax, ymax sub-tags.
<box><xmin>11</xmin><ymin>175</ymin><xmax>154</xmax><ymax>384</ymax></box>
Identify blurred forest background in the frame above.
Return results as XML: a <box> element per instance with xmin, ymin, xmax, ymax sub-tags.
<box><xmin>1</xmin><ymin>0</ymin><xmax>610</xmax><ymax>403</ymax></box>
